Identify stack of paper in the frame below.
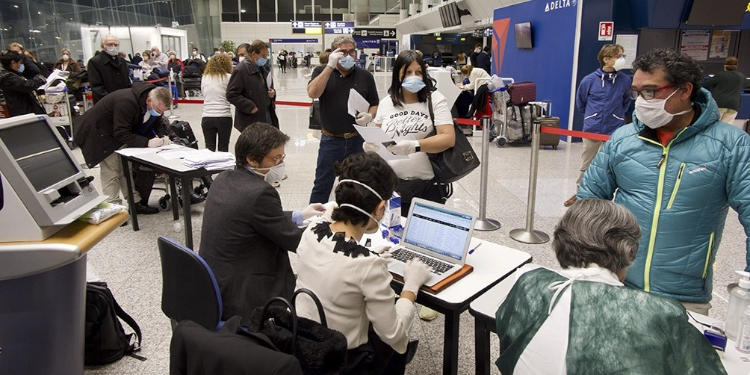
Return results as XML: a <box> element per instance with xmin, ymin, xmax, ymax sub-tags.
<box><xmin>182</xmin><ymin>149</ymin><xmax>235</xmax><ymax>170</ymax></box>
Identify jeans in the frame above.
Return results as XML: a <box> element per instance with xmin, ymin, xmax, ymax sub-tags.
<box><xmin>201</xmin><ymin>116</ymin><xmax>232</xmax><ymax>152</ymax></box>
<box><xmin>309</xmin><ymin>134</ymin><xmax>363</xmax><ymax>204</ymax></box>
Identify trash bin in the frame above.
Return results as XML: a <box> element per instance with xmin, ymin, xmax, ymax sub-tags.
<box><xmin>0</xmin><ymin>246</ymin><xmax>86</xmax><ymax>374</ymax></box>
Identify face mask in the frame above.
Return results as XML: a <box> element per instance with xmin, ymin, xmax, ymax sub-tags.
<box><xmin>256</xmin><ymin>57</ymin><xmax>267</xmax><ymax>67</ymax></box>
<box><xmin>62</xmin><ymin>54</ymin><xmax>70</xmax><ymax>61</ymax></box>
<box><xmin>251</xmin><ymin>163</ymin><xmax>285</xmax><ymax>184</ymax></box>
<box><xmin>238</xmin><ymin>56</ymin><xmax>245</xmax><ymax>64</ymax></box>
<box><xmin>17</xmin><ymin>63</ymin><xmax>25</xmax><ymax>73</ymax></box>
<box><xmin>475</xmin><ymin>48</ymin><xmax>481</xmax><ymax>53</ymax></box>
<box><xmin>148</xmin><ymin>108</ymin><xmax>161</xmax><ymax>117</ymax></box>
<box><xmin>402</xmin><ymin>76</ymin><xmax>426</xmax><ymax>93</ymax></box>
<box><xmin>336</xmin><ymin>179</ymin><xmax>384</xmax><ymax>233</ymax></box>
<box><xmin>106</xmin><ymin>46</ymin><xmax>118</xmax><ymax>56</ymax></box>
<box><xmin>613</xmin><ymin>56</ymin><xmax>628</xmax><ymax>71</ymax></box>
<box><xmin>339</xmin><ymin>55</ymin><xmax>356</xmax><ymax>69</ymax></box>
<box><xmin>634</xmin><ymin>89</ymin><xmax>691</xmax><ymax>129</ymax></box>
<box><xmin>151</xmin><ymin>52</ymin><xmax>156</xmax><ymax>57</ymax></box>
<box><xmin>192</xmin><ymin>51</ymin><xmax>198</xmax><ymax>56</ymax></box>
<box><xmin>169</xmin><ymin>55</ymin><xmax>176</xmax><ymax>60</ymax></box>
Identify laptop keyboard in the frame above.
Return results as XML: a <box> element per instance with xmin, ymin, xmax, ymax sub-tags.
<box><xmin>391</xmin><ymin>248</ymin><xmax>454</xmax><ymax>275</ymax></box>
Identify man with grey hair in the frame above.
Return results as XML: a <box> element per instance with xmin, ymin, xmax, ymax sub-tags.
<box><xmin>307</xmin><ymin>35</ymin><xmax>379</xmax><ymax>203</ymax></box>
<box><xmin>87</xmin><ymin>35</ymin><xmax>131</xmax><ymax>103</ymax></box>
<box><xmin>494</xmin><ymin>199</ymin><xmax>725</xmax><ymax>374</ymax></box>
<box><xmin>149</xmin><ymin>46</ymin><xmax>169</xmax><ymax>70</ymax></box>
<box><xmin>75</xmin><ymin>83</ymin><xmax>172</xmax><ymax>214</ymax></box>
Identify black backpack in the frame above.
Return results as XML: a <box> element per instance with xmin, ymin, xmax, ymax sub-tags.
<box><xmin>85</xmin><ymin>282</ymin><xmax>145</xmax><ymax>365</ymax></box>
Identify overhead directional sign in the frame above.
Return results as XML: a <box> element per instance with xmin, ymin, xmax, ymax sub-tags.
<box><xmin>291</xmin><ymin>21</ymin><xmax>322</xmax><ymax>34</ymax></box>
<box><xmin>352</xmin><ymin>28</ymin><xmax>397</xmax><ymax>39</ymax></box>
<box><xmin>324</xmin><ymin>21</ymin><xmax>355</xmax><ymax>34</ymax></box>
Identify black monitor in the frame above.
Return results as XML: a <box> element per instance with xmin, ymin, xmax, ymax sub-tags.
<box><xmin>515</xmin><ymin>22</ymin><xmax>533</xmax><ymax>49</ymax></box>
<box><xmin>686</xmin><ymin>0</ymin><xmax>747</xmax><ymax>26</ymax></box>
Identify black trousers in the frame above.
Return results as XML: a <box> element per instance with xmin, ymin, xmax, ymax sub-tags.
<box><xmin>201</xmin><ymin>116</ymin><xmax>232</xmax><ymax>152</ymax></box>
<box><xmin>397</xmin><ymin>178</ymin><xmax>450</xmax><ymax>216</ymax></box>
<box><xmin>343</xmin><ymin>326</ymin><xmax>409</xmax><ymax>375</ymax></box>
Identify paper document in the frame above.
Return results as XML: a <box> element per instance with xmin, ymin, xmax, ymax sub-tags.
<box><xmin>266</xmin><ymin>71</ymin><xmax>273</xmax><ymax>90</ymax></box>
<box><xmin>116</xmin><ymin>144</ymin><xmax>182</xmax><ymax>157</ymax></box>
<box><xmin>347</xmin><ymin>89</ymin><xmax>370</xmax><ymax>117</ymax></box>
<box><xmin>39</xmin><ymin>69</ymin><xmax>71</xmax><ymax>91</ymax></box>
<box><xmin>353</xmin><ymin>125</ymin><xmax>408</xmax><ymax>161</ymax></box>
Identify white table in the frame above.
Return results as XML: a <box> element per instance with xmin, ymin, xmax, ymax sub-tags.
<box><xmin>370</xmin><ymin>234</ymin><xmax>531</xmax><ymax>375</ymax></box>
<box><xmin>469</xmin><ymin>267</ymin><xmax>750</xmax><ymax>374</ymax></box>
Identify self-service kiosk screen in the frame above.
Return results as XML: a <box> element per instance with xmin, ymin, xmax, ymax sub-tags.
<box><xmin>0</xmin><ymin>119</ymin><xmax>79</xmax><ymax>191</ymax></box>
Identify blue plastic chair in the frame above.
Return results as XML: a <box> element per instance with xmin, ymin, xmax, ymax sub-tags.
<box><xmin>157</xmin><ymin>236</ymin><xmax>224</xmax><ymax>331</ymax></box>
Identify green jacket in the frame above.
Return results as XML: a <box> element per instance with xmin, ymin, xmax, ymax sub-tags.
<box><xmin>578</xmin><ymin>88</ymin><xmax>750</xmax><ymax>302</ymax></box>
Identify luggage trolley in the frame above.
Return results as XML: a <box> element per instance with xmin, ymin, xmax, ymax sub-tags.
<box><xmin>42</xmin><ymin>86</ymin><xmax>77</xmax><ymax>149</ymax></box>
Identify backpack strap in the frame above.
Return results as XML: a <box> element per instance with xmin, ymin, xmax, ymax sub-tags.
<box><xmin>106</xmin><ymin>287</ymin><xmax>147</xmax><ymax>361</ymax></box>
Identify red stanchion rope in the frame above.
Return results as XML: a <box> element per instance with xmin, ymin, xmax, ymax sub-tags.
<box><xmin>145</xmin><ymin>77</ymin><xmax>169</xmax><ymax>84</ymax></box>
<box><xmin>540</xmin><ymin>126</ymin><xmax>611</xmax><ymax>142</ymax></box>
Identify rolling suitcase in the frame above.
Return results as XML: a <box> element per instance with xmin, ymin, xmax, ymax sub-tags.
<box><xmin>536</xmin><ymin>101</ymin><xmax>560</xmax><ymax>149</ymax></box>
<box><xmin>508</xmin><ymin>82</ymin><xmax>536</xmax><ymax>105</ymax></box>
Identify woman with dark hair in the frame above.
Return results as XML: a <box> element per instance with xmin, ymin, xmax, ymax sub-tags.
<box><xmin>295</xmin><ymin>152</ymin><xmax>432</xmax><ymax>375</ymax></box>
<box><xmin>367</xmin><ymin>49</ymin><xmax>455</xmax><ymax>216</ymax></box>
<box><xmin>0</xmin><ymin>50</ymin><xmax>45</xmax><ymax>117</ymax></box>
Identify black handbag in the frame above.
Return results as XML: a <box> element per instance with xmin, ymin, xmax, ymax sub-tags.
<box><xmin>248</xmin><ymin>289</ymin><xmax>347</xmax><ymax>375</ymax></box>
<box><xmin>426</xmin><ymin>93</ymin><xmax>480</xmax><ymax>183</ymax></box>
<box><xmin>309</xmin><ymin>100</ymin><xmax>322</xmax><ymax>130</ymax></box>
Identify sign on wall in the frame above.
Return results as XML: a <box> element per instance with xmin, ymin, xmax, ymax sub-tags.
<box><xmin>352</xmin><ymin>28</ymin><xmax>397</xmax><ymax>39</ymax></box>
<box><xmin>291</xmin><ymin>21</ymin><xmax>322</xmax><ymax>35</ymax></box>
<box><xmin>709</xmin><ymin>30</ymin><xmax>731</xmax><ymax>59</ymax></box>
<box><xmin>324</xmin><ymin>22</ymin><xmax>354</xmax><ymax>34</ymax></box>
<box><xmin>680</xmin><ymin>30</ymin><xmax>710</xmax><ymax>61</ymax></box>
<box><xmin>598</xmin><ymin>21</ymin><xmax>613</xmax><ymax>41</ymax></box>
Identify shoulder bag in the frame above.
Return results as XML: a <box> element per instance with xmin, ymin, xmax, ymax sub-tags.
<box><xmin>427</xmin><ymin>92</ymin><xmax>480</xmax><ymax>183</ymax></box>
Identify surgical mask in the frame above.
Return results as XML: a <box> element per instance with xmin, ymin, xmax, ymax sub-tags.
<box><xmin>62</xmin><ymin>54</ymin><xmax>70</xmax><ymax>61</ymax></box>
<box><xmin>169</xmin><ymin>55</ymin><xmax>176</xmax><ymax>60</ymax></box>
<box><xmin>339</xmin><ymin>55</ymin><xmax>356</xmax><ymax>69</ymax></box>
<box><xmin>634</xmin><ymin>89</ymin><xmax>691</xmax><ymax>129</ymax></box>
<box><xmin>148</xmin><ymin>108</ymin><xmax>161</xmax><ymax>117</ymax></box>
<box><xmin>613</xmin><ymin>56</ymin><xmax>628</xmax><ymax>71</ymax></box>
<box><xmin>402</xmin><ymin>76</ymin><xmax>426</xmax><ymax>93</ymax></box>
<box><xmin>256</xmin><ymin>57</ymin><xmax>267</xmax><ymax>67</ymax></box>
<box><xmin>17</xmin><ymin>64</ymin><xmax>25</xmax><ymax>73</ymax></box>
<box><xmin>106</xmin><ymin>46</ymin><xmax>118</xmax><ymax>56</ymax></box>
<box><xmin>250</xmin><ymin>163</ymin><xmax>285</xmax><ymax>184</ymax></box>
<box><xmin>192</xmin><ymin>51</ymin><xmax>198</xmax><ymax>56</ymax></box>
<box><xmin>336</xmin><ymin>179</ymin><xmax>384</xmax><ymax>233</ymax></box>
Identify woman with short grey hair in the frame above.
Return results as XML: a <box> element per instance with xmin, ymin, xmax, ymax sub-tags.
<box><xmin>494</xmin><ymin>199</ymin><xmax>725</xmax><ymax>374</ymax></box>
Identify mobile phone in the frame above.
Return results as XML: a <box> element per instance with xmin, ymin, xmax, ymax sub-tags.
<box><xmin>382</xmin><ymin>141</ymin><xmax>396</xmax><ymax>148</ymax></box>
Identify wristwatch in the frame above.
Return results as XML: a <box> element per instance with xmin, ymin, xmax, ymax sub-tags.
<box><xmin>415</xmin><ymin>144</ymin><xmax>421</xmax><ymax>153</ymax></box>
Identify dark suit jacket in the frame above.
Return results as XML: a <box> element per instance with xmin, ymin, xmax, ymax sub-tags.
<box><xmin>226</xmin><ymin>59</ymin><xmax>278</xmax><ymax>131</ymax></box>
<box><xmin>199</xmin><ymin>168</ymin><xmax>303</xmax><ymax>320</ymax></box>
<box><xmin>87</xmin><ymin>51</ymin><xmax>132</xmax><ymax>103</ymax></box>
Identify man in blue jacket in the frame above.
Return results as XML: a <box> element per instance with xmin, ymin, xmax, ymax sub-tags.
<box><xmin>578</xmin><ymin>48</ymin><xmax>750</xmax><ymax>314</ymax></box>
<box><xmin>565</xmin><ymin>44</ymin><xmax>631</xmax><ymax>207</ymax></box>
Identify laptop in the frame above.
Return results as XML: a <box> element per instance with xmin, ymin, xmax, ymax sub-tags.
<box><xmin>387</xmin><ymin>198</ymin><xmax>476</xmax><ymax>287</ymax></box>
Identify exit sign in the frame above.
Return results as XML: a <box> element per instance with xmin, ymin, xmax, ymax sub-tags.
<box><xmin>598</xmin><ymin>21</ymin><xmax>614</xmax><ymax>41</ymax></box>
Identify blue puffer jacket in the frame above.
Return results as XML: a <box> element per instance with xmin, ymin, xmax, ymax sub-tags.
<box><xmin>576</xmin><ymin>69</ymin><xmax>632</xmax><ymax>135</ymax></box>
<box><xmin>578</xmin><ymin>88</ymin><xmax>750</xmax><ymax>303</ymax></box>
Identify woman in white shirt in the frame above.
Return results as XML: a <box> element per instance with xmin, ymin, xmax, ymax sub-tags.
<box><xmin>368</xmin><ymin>50</ymin><xmax>455</xmax><ymax>216</ymax></box>
<box><xmin>295</xmin><ymin>152</ymin><xmax>432</xmax><ymax>375</ymax></box>
<box><xmin>200</xmin><ymin>53</ymin><xmax>233</xmax><ymax>152</ymax></box>
<box><xmin>459</xmin><ymin>64</ymin><xmax>491</xmax><ymax>92</ymax></box>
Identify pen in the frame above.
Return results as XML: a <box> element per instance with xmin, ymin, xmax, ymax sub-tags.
<box><xmin>468</xmin><ymin>243</ymin><xmax>482</xmax><ymax>254</ymax></box>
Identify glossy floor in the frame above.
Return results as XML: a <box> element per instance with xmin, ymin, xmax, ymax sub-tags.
<box><xmin>81</xmin><ymin>66</ymin><xmax>746</xmax><ymax>374</ymax></box>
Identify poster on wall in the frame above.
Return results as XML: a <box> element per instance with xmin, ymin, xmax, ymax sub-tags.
<box><xmin>709</xmin><ymin>30</ymin><xmax>731</xmax><ymax>59</ymax></box>
<box><xmin>680</xmin><ymin>30</ymin><xmax>710</xmax><ymax>61</ymax></box>
<box><xmin>615</xmin><ymin>34</ymin><xmax>638</xmax><ymax>68</ymax></box>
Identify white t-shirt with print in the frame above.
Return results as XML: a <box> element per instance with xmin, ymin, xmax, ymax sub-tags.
<box><xmin>374</xmin><ymin>90</ymin><xmax>454</xmax><ymax>180</ymax></box>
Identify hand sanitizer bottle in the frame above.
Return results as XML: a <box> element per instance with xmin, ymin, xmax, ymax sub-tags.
<box><xmin>726</xmin><ymin>271</ymin><xmax>750</xmax><ymax>340</ymax></box>
<box><xmin>737</xmin><ymin>306</ymin><xmax>750</xmax><ymax>353</ymax></box>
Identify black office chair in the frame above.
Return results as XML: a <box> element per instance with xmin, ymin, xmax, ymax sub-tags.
<box><xmin>158</xmin><ymin>236</ymin><xmax>223</xmax><ymax>331</ymax></box>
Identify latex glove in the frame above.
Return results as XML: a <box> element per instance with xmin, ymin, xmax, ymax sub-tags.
<box><xmin>147</xmin><ymin>137</ymin><xmax>164</xmax><ymax>148</ymax></box>
<box><xmin>320</xmin><ymin>201</ymin><xmax>338</xmax><ymax>222</ymax></box>
<box><xmin>402</xmin><ymin>259</ymin><xmax>433</xmax><ymax>294</ymax></box>
<box><xmin>363</xmin><ymin>142</ymin><xmax>379</xmax><ymax>153</ymax></box>
<box><xmin>372</xmin><ymin>244</ymin><xmax>392</xmax><ymax>259</ymax></box>
<box><xmin>301</xmin><ymin>203</ymin><xmax>326</xmax><ymax>220</ymax></box>
<box><xmin>387</xmin><ymin>140</ymin><xmax>420</xmax><ymax>155</ymax></box>
<box><xmin>327</xmin><ymin>50</ymin><xmax>344</xmax><ymax>69</ymax></box>
<box><xmin>355</xmin><ymin>112</ymin><xmax>373</xmax><ymax>126</ymax></box>
<box><xmin>161</xmin><ymin>136</ymin><xmax>172</xmax><ymax>145</ymax></box>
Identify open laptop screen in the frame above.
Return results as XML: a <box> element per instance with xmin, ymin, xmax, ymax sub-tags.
<box><xmin>403</xmin><ymin>201</ymin><xmax>473</xmax><ymax>261</ymax></box>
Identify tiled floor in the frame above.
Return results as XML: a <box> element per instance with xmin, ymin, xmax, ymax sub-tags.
<box><xmin>81</xmin><ymin>66</ymin><xmax>747</xmax><ymax>374</ymax></box>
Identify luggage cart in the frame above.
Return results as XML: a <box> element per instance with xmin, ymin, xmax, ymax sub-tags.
<box><xmin>43</xmin><ymin>87</ymin><xmax>77</xmax><ymax>149</ymax></box>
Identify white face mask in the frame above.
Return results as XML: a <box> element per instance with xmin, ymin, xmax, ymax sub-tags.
<box><xmin>238</xmin><ymin>56</ymin><xmax>245</xmax><ymax>63</ymax></box>
<box><xmin>613</xmin><ymin>56</ymin><xmax>628</xmax><ymax>71</ymax></box>
<box><xmin>62</xmin><ymin>54</ymin><xmax>70</xmax><ymax>61</ymax></box>
<box><xmin>251</xmin><ymin>163</ymin><xmax>285</xmax><ymax>184</ymax></box>
<box><xmin>105</xmin><ymin>46</ymin><xmax>118</xmax><ymax>56</ymax></box>
<box><xmin>635</xmin><ymin>89</ymin><xmax>692</xmax><ymax>129</ymax></box>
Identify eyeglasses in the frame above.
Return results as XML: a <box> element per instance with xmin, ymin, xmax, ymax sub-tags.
<box><xmin>268</xmin><ymin>153</ymin><xmax>286</xmax><ymax>164</ymax></box>
<box><xmin>629</xmin><ymin>84</ymin><xmax>676</xmax><ymax>100</ymax></box>
<box><xmin>340</xmin><ymin>49</ymin><xmax>358</xmax><ymax>57</ymax></box>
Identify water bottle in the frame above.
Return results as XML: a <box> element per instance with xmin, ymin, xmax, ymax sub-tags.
<box><xmin>737</xmin><ymin>306</ymin><xmax>750</xmax><ymax>353</ymax></box>
<box><xmin>726</xmin><ymin>271</ymin><xmax>750</xmax><ymax>340</ymax></box>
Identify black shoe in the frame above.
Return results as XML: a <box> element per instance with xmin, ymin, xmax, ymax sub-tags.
<box><xmin>135</xmin><ymin>202</ymin><xmax>159</xmax><ymax>215</ymax></box>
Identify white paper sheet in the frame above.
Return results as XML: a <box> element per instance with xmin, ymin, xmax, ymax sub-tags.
<box><xmin>353</xmin><ymin>125</ymin><xmax>408</xmax><ymax>161</ymax></box>
<box><xmin>266</xmin><ymin>71</ymin><xmax>273</xmax><ymax>89</ymax></box>
<box><xmin>116</xmin><ymin>144</ymin><xmax>183</xmax><ymax>157</ymax></box>
<box><xmin>347</xmin><ymin>88</ymin><xmax>370</xmax><ymax>117</ymax></box>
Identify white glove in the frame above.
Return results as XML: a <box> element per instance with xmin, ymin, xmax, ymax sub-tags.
<box><xmin>301</xmin><ymin>203</ymin><xmax>326</xmax><ymax>220</ymax></box>
<box><xmin>363</xmin><ymin>142</ymin><xmax>379</xmax><ymax>153</ymax></box>
<box><xmin>402</xmin><ymin>259</ymin><xmax>433</xmax><ymax>294</ymax></box>
<box><xmin>320</xmin><ymin>201</ymin><xmax>338</xmax><ymax>222</ymax></box>
<box><xmin>387</xmin><ymin>140</ymin><xmax>420</xmax><ymax>155</ymax></box>
<box><xmin>161</xmin><ymin>136</ymin><xmax>172</xmax><ymax>145</ymax></box>
<box><xmin>147</xmin><ymin>137</ymin><xmax>164</xmax><ymax>148</ymax></box>
<box><xmin>372</xmin><ymin>244</ymin><xmax>392</xmax><ymax>259</ymax></box>
<box><xmin>327</xmin><ymin>50</ymin><xmax>344</xmax><ymax>69</ymax></box>
<box><xmin>355</xmin><ymin>112</ymin><xmax>373</xmax><ymax>126</ymax></box>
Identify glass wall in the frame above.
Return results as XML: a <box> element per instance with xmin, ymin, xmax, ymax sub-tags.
<box><xmin>224</xmin><ymin>0</ymin><xmax>364</xmax><ymax>23</ymax></box>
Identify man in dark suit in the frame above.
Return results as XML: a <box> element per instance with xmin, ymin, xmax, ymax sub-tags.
<box><xmin>228</xmin><ymin>40</ymin><xmax>278</xmax><ymax>131</ymax></box>
<box><xmin>476</xmin><ymin>46</ymin><xmax>492</xmax><ymax>74</ymax></box>
<box><xmin>199</xmin><ymin>122</ymin><xmax>326</xmax><ymax>320</ymax></box>
<box><xmin>87</xmin><ymin>35</ymin><xmax>132</xmax><ymax>103</ymax></box>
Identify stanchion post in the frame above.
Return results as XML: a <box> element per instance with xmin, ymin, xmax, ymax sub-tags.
<box><xmin>167</xmin><ymin>72</ymin><xmax>179</xmax><ymax>121</ymax></box>
<box><xmin>474</xmin><ymin>116</ymin><xmax>501</xmax><ymax>231</ymax></box>
<box><xmin>510</xmin><ymin>121</ymin><xmax>550</xmax><ymax>243</ymax></box>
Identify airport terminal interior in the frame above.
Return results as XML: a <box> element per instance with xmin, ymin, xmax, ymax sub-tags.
<box><xmin>1</xmin><ymin>0</ymin><xmax>750</xmax><ymax>374</ymax></box>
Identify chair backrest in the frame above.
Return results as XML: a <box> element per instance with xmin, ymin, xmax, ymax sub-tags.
<box><xmin>158</xmin><ymin>236</ymin><xmax>222</xmax><ymax>330</ymax></box>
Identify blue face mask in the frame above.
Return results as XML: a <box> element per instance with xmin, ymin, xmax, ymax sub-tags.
<box><xmin>148</xmin><ymin>108</ymin><xmax>161</xmax><ymax>117</ymax></box>
<box><xmin>401</xmin><ymin>76</ymin><xmax>426</xmax><ymax>93</ymax></box>
<box><xmin>17</xmin><ymin>63</ymin><xmax>25</xmax><ymax>73</ymax></box>
<box><xmin>256</xmin><ymin>57</ymin><xmax>267</xmax><ymax>67</ymax></box>
<box><xmin>339</xmin><ymin>55</ymin><xmax>356</xmax><ymax>69</ymax></box>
